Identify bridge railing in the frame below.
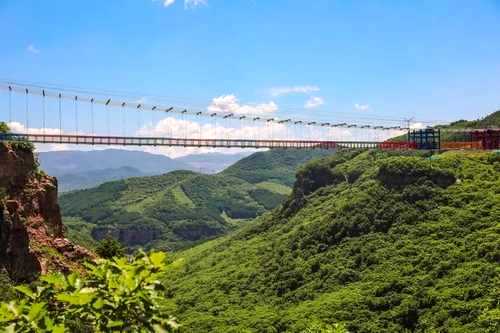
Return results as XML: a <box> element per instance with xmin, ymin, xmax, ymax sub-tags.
<box><xmin>0</xmin><ymin>133</ymin><xmax>402</xmax><ymax>150</ymax></box>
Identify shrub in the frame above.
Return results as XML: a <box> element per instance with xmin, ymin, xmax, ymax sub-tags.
<box><xmin>0</xmin><ymin>251</ymin><xmax>177</xmax><ymax>332</ymax></box>
<box><xmin>0</xmin><ymin>122</ymin><xmax>9</xmax><ymax>134</ymax></box>
<box><xmin>95</xmin><ymin>237</ymin><xmax>125</xmax><ymax>259</ymax></box>
<box><xmin>377</xmin><ymin>157</ymin><xmax>455</xmax><ymax>188</ymax></box>
<box><xmin>10</xmin><ymin>140</ymin><xmax>35</xmax><ymax>152</ymax></box>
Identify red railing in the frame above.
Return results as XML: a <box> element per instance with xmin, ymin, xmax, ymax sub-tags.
<box><xmin>441</xmin><ymin>141</ymin><xmax>483</xmax><ymax>150</ymax></box>
<box><xmin>378</xmin><ymin>141</ymin><xmax>417</xmax><ymax>150</ymax></box>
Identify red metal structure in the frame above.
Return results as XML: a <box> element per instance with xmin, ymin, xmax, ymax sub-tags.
<box><xmin>470</xmin><ymin>129</ymin><xmax>500</xmax><ymax>150</ymax></box>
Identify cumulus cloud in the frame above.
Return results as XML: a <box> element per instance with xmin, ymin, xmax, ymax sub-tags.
<box><xmin>8</xmin><ymin>122</ymin><xmax>61</xmax><ymax>135</ymax></box>
<box><xmin>136</xmin><ymin>116</ymin><xmax>284</xmax><ymax>157</ymax></box>
<box><xmin>135</xmin><ymin>116</ymin><xmax>406</xmax><ymax>158</ymax></box>
<box><xmin>304</xmin><ymin>96</ymin><xmax>324</xmax><ymax>109</ymax></box>
<box><xmin>269</xmin><ymin>85</ymin><xmax>320</xmax><ymax>97</ymax></box>
<box><xmin>26</xmin><ymin>44</ymin><xmax>40</xmax><ymax>54</ymax></box>
<box><xmin>163</xmin><ymin>0</ymin><xmax>175</xmax><ymax>7</ymax></box>
<box><xmin>208</xmin><ymin>95</ymin><xmax>278</xmax><ymax>116</ymax></box>
<box><xmin>6</xmin><ymin>122</ymin><xmax>79</xmax><ymax>152</ymax></box>
<box><xmin>354</xmin><ymin>103</ymin><xmax>370</xmax><ymax>112</ymax></box>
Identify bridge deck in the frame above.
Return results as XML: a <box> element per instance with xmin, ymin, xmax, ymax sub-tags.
<box><xmin>0</xmin><ymin>133</ymin><xmax>416</xmax><ymax>150</ymax></box>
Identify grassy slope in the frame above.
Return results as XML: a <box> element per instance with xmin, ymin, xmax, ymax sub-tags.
<box><xmin>60</xmin><ymin>149</ymin><xmax>332</xmax><ymax>250</ymax></box>
<box><xmin>165</xmin><ymin>150</ymin><xmax>500</xmax><ymax>332</ymax></box>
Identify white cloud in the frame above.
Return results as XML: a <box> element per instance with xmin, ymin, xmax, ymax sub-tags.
<box><xmin>6</xmin><ymin>122</ymin><xmax>77</xmax><ymax>152</ymax></box>
<box><xmin>208</xmin><ymin>95</ymin><xmax>278</xmax><ymax>116</ymax></box>
<box><xmin>269</xmin><ymin>85</ymin><xmax>320</xmax><ymax>97</ymax></box>
<box><xmin>354</xmin><ymin>103</ymin><xmax>370</xmax><ymax>112</ymax></box>
<box><xmin>26</xmin><ymin>44</ymin><xmax>40</xmax><ymax>55</ymax></box>
<box><xmin>8</xmin><ymin>122</ymin><xmax>60</xmax><ymax>135</ymax></box>
<box><xmin>154</xmin><ymin>0</ymin><xmax>207</xmax><ymax>10</ymax></box>
<box><xmin>410</xmin><ymin>122</ymin><xmax>425</xmax><ymax>129</ymax></box>
<box><xmin>136</xmin><ymin>116</ymin><xmax>282</xmax><ymax>157</ymax></box>
<box><xmin>184</xmin><ymin>0</ymin><xmax>207</xmax><ymax>8</ymax></box>
<box><xmin>304</xmin><ymin>96</ymin><xmax>324</xmax><ymax>109</ymax></box>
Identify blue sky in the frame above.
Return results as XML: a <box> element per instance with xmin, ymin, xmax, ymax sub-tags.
<box><xmin>1</xmin><ymin>0</ymin><xmax>500</xmax><ymax>132</ymax></box>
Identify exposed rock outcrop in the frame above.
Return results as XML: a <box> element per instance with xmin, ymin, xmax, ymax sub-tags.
<box><xmin>0</xmin><ymin>142</ymin><xmax>95</xmax><ymax>281</ymax></box>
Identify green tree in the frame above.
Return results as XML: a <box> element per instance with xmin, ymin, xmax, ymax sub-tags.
<box><xmin>0</xmin><ymin>122</ymin><xmax>9</xmax><ymax>133</ymax></box>
<box><xmin>303</xmin><ymin>321</ymin><xmax>348</xmax><ymax>333</ymax></box>
<box><xmin>0</xmin><ymin>251</ymin><xmax>177</xmax><ymax>332</ymax></box>
<box><xmin>95</xmin><ymin>237</ymin><xmax>125</xmax><ymax>259</ymax></box>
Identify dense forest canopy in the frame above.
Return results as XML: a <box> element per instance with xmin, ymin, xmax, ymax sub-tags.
<box><xmin>164</xmin><ymin>150</ymin><xmax>500</xmax><ymax>332</ymax></box>
<box><xmin>60</xmin><ymin>149</ymin><xmax>331</xmax><ymax>250</ymax></box>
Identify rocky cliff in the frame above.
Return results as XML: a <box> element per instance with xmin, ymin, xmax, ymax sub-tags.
<box><xmin>0</xmin><ymin>142</ymin><xmax>94</xmax><ymax>281</ymax></box>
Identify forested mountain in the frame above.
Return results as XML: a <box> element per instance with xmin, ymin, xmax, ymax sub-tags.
<box><xmin>39</xmin><ymin>149</ymin><xmax>192</xmax><ymax>192</ymax></box>
<box><xmin>60</xmin><ymin>149</ymin><xmax>332</xmax><ymax>250</ymax></box>
<box><xmin>165</xmin><ymin>150</ymin><xmax>500</xmax><ymax>332</ymax></box>
<box><xmin>222</xmin><ymin>149</ymin><xmax>330</xmax><ymax>186</ymax></box>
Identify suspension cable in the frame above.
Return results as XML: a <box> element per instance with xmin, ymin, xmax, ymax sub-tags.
<box><xmin>42</xmin><ymin>89</ymin><xmax>46</xmax><ymax>135</ymax></box>
<box><xmin>58</xmin><ymin>93</ymin><xmax>62</xmax><ymax>135</ymax></box>
<box><xmin>105</xmin><ymin>99</ymin><xmax>111</xmax><ymax>136</ymax></box>
<box><xmin>91</xmin><ymin>98</ymin><xmax>95</xmax><ymax>136</ymax></box>
<box><xmin>8</xmin><ymin>86</ymin><xmax>12</xmax><ymax>124</ymax></box>
<box><xmin>74</xmin><ymin>96</ymin><xmax>78</xmax><ymax>135</ymax></box>
<box><xmin>122</xmin><ymin>102</ymin><xmax>126</xmax><ymax>137</ymax></box>
<box><xmin>0</xmin><ymin>84</ymin><xmax>410</xmax><ymax>131</ymax></box>
<box><xmin>25</xmin><ymin>89</ymin><xmax>29</xmax><ymax>134</ymax></box>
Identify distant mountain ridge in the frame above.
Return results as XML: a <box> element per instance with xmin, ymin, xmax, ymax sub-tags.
<box><xmin>55</xmin><ymin>166</ymin><xmax>147</xmax><ymax>193</ymax></box>
<box><xmin>38</xmin><ymin>149</ymin><xmax>255</xmax><ymax>192</ymax></box>
<box><xmin>39</xmin><ymin>149</ymin><xmax>189</xmax><ymax>176</ymax></box>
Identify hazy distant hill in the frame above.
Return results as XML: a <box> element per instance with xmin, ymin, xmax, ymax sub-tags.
<box><xmin>39</xmin><ymin>149</ymin><xmax>258</xmax><ymax>192</ymax></box>
<box><xmin>39</xmin><ymin>149</ymin><xmax>190</xmax><ymax>176</ymax></box>
<box><xmin>176</xmin><ymin>152</ymin><xmax>252</xmax><ymax>173</ymax></box>
<box><xmin>55</xmin><ymin>167</ymin><xmax>147</xmax><ymax>192</ymax></box>
<box><xmin>38</xmin><ymin>149</ymin><xmax>192</xmax><ymax>192</ymax></box>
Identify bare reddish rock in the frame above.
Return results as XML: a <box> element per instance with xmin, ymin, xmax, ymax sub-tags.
<box><xmin>0</xmin><ymin>142</ymin><xmax>95</xmax><ymax>281</ymax></box>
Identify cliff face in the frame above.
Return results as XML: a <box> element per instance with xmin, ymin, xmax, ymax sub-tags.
<box><xmin>0</xmin><ymin>142</ymin><xmax>94</xmax><ymax>281</ymax></box>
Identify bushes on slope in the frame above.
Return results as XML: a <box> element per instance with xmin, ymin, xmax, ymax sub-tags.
<box><xmin>0</xmin><ymin>251</ymin><xmax>177</xmax><ymax>332</ymax></box>
<box><xmin>167</xmin><ymin>151</ymin><xmax>500</xmax><ymax>332</ymax></box>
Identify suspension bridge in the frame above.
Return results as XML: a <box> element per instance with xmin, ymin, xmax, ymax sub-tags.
<box><xmin>0</xmin><ymin>82</ymin><xmax>497</xmax><ymax>150</ymax></box>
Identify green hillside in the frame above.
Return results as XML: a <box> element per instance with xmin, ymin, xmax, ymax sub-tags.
<box><xmin>437</xmin><ymin>110</ymin><xmax>500</xmax><ymax>129</ymax></box>
<box><xmin>222</xmin><ymin>149</ymin><xmax>331</xmax><ymax>186</ymax></box>
<box><xmin>165</xmin><ymin>150</ymin><xmax>500</xmax><ymax>332</ymax></box>
<box><xmin>60</xmin><ymin>149</ymin><xmax>332</xmax><ymax>250</ymax></box>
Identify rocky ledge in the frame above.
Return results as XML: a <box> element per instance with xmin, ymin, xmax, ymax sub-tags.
<box><xmin>0</xmin><ymin>142</ymin><xmax>95</xmax><ymax>281</ymax></box>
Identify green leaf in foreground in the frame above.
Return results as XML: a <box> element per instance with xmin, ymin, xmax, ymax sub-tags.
<box><xmin>0</xmin><ymin>251</ymin><xmax>177</xmax><ymax>332</ymax></box>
